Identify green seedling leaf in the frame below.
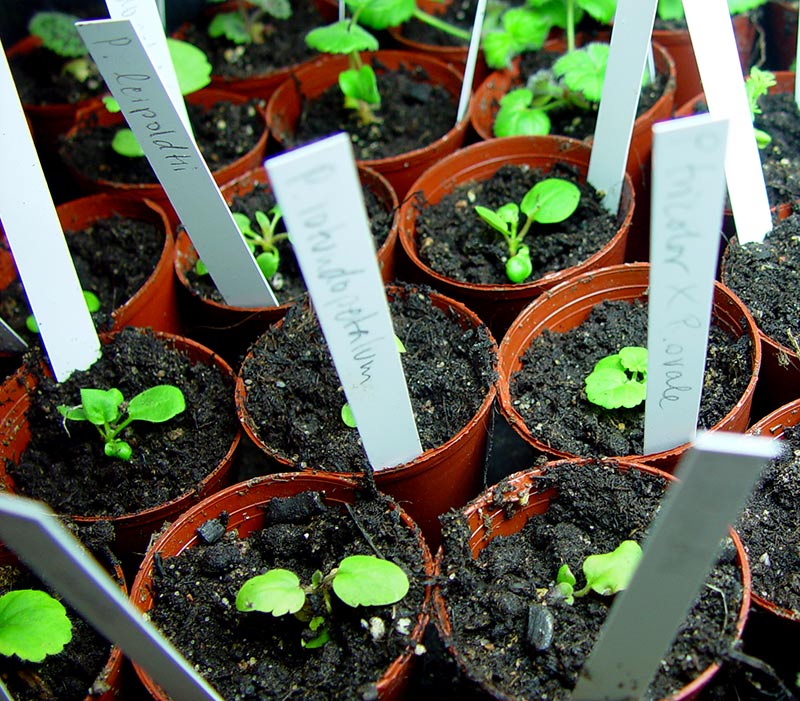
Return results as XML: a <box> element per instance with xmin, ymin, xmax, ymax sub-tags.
<box><xmin>579</xmin><ymin>540</ymin><xmax>642</xmax><ymax>596</ymax></box>
<box><xmin>656</xmin><ymin>0</ymin><xmax>684</xmax><ymax>20</ymax></box>
<box><xmin>577</xmin><ymin>0</ymin><xmax>617</xmax><ymax>24</ymax></box>
<box><xmin>208</xmin><ymin>12</ymin><xmax>251</xmax><ymax>44</ymax></box>
<box><xmin>506</xmin><ymin>245</ymin><xmax>532</xmax><ymax>283</ymax></box>
<box><xmin>394</xmin><ymin>335</ymin><xmax>407</xmax><ymax>353</ymax></box>
<box><xmin>555</xmin><ymin>563</ymin><xmax>576</xmax><ymax>604</ymax></box>
<box><xmin>302</xmin><ymin>616</ymin><xmax>330</xmax><ymax>648</ymax></box>
<box><xmin>585</xmin><ymin>347</ymin><xmax>648</xmax><ymax>409</ymax></box>
<box><xmin>105</xmin><ymin>439</ymin><xmax>132</xmax><ymax>460</ymax></box>
<box><xmin>618</xmin><ymin>346</ymin><xmax>648</xmax><ymax>376</ymax></box>
<box><xmin>79</xmin><ymin>388</ymin><xmax>123</xmax><ymax>426</ymax></box>
<box><xmin>236</xmin><ymin>569</ymin><xmax>306</xmax><ymax>616</ymax></box>
<box><xmin>111</xmin><ymin>128</ymin><xmax>145</xmax><ymax>158</ymax></box>
<box><xmin>168</xmin><ymin>38</ymin><xmax>213</xmax><ymax>95</ymax></box>
<box><xmin>727</xmin><ymin>0</ymin><xmax>768</xmax><ymax>13</ymax></box>
<box><xmin>83</xmin><ymin>290</ymin><xmax>101</xmax><ymax>313</ymax></box>
<box><xmin>233</xmin><ymin>212</ymin><xmax>255</xmax><ymax>237</ymax></box>
<box><xmin>0</xmin><ymin>590</ymin><xmax>72</xmax><ymax>663</ymax></box>
<box><xmin>482</xmin><ymin>32</ymin><xmax>517</xmax><ymax>71</ymax></box>
<box><xmin>482</xmin><ymin>8</ymin><xmax>551</xmax><ymax>69</ymax></box>
<box><xmin>341</xmin><ymin>403</ymin><xmax>357</xmax><ymax>428</ymax></box>
<box><xmin>305</xmin><ymin>21</ymin><xmax>379</xmax><ymax>54</ymax></box>
<box><xmin>339</xmin><ymin>65</ymin><xmax>381</xmax><ymax>106</ymax></box>
<box><xmin>475</xmin><ymin>203</ymin><xmax>518</xmax><ymax>236</ymax></box>
<box><xmin>256</xmin><ymin>250</ymin><xmax>280</xmax><ymax>278</ymax></box>
<box><xmin>520</xmin><ymin>178</ymin><xmax>581</xmax><ymax>224</ymax></box>
<box><xmin>332</xmin><ymin>555</ymin><xmax>409</xmax><ymax>607</ymax></box>
<box><xmin>493</xmin><ymin>88</ymin><xmax>551</xmax><ymax>137</ymax></box>
<box><xmin>29</xmin><ymin>12</ymin><xmax>87</xmax><ymax>58</ymax></box>
<box><xmin>126</xmin><ymin>385</ymin><xmax>186</xmax><ymax>423</ymax></box>
<box><xmin>253</xmin><ymin>0</ymin><xmax>292</xmax><ymax>20</ymax></box>
<box><xmin>102</xmin><ymin>96</ymin><xmax>121</xmax><ymax>113</ymax></box>
<box><xmin>347</xmin><ymin>0</ymin><xmax>416</xmax><ymax>30</ymax></box>
<box><xmin>553</xmin><ymin>42</ymin><xmax>609</xmax><ymax>103</ymax></box>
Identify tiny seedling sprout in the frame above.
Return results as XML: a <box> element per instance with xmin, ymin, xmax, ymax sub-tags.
<box><xmin>0</xmin><ymin>589</ymin><xmax>72</xmax><ymax>663</ymax></box>
<box><xmin>745</xmin><ymin>66</ymin><xmax>777</xmax><ymax>150</ymax></box>
<box><xmin>584</xmin><ymin>346</ymin><xmax>648</xmax><ymax>410</ymax></box>
<box><xmin>236</xmin><ymin>554</ymin><xmax>409</xmax><ymax>648</ymax></box>
<box><xmin>474</xmin><ymin>178</ymin><xmax>581</xmax><ymax>283</ymax></box>
<box><xmin>207</xmin><ymin>0</ymin><xmax>292</xmax><ymax>46</ymax></box>
<box><xmin>26</xmin><ymin>290</ymin><xmax>100</xmax><ymax>334</ymax></box>
<box><xmin>554</xmin><ymin>540</ymin><xmax>643</xmax><ymax>605</ymax></box>
<box><xmin>57</xmin><ymin>385</ymin><xmax>186</xmax><ymax>460</ymax></box>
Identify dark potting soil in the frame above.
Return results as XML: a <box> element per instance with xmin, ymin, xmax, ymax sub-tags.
<box><xmin>438</xmin><ymin>460</ymin><xmax>745</xmax><ymax>700</ymax></box>
<box><xmin>178</xmin><ymin>0</ymin><xmax>322</xmax><ymax>80</ymax></box>
<box><xmin>397</xmin><ymin>0</ymin><xmax>479</xmax><ymax>47</ymax></box>
<box><xmin>287</xmin><ymin>59</ymin><xmax>458</xmax><ymax>161</ymax></box>
<box><xmin>184</xmin><ymin>180</ymin><xmax>395</xmax><ymax>305</ymax></box>
<box><xmin>510</xmin><ymin>298</ymin><xmax>753</xmax><ymax>457</ymax></box>
<box><xmin>240</xmin><ymin>285</ymin><xmax>497</xmax><ymax>471</ymax></box>
<box><xmin>5</xmin><ymin>327</ymin><xmax>238</xmax><ymax>517</ymax></box>
<box><xmin>413</xmin><ymin>163</ymin><xmax>621</xmax><ymax>285</ymax></box>
<box><xmin>736</xmin><ymin>424</ymin><xmax>800</xmax><ymax>614</ymax></box>
<box><xmin>0</xmin><ymin>214</ymin><xmax>163</xmax><ymax>341</ymax></box>
<box><xmin>147</xmin><ymin>489</ymin><xmax>429</xmax><ymax>701</ymax></box>
<box><xmin>59</xmin><ymin>99</ymin><xmax>263</xmax><ymax>185</ymax></box>
<box><xmin>754</xmin><ymin>91</ymin><xmax>800</xmax><ymax>206</ymax></box>
<box><xmin>722</xmin><ymin>210</ymin><xmax>800</xmax><ymax>350</ymax></box>
<box><xmin>0</xmin><ymin>521</ymin><xmax>120</xmax><ymax>701</ymax></box>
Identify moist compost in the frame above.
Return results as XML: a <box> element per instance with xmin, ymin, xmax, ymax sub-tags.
<box><xmin>438</xmin><ymin>460</ymin><xmax>745</xmax><ymax>700</ymax></box>
<box><xmin>286</xmin><ymin>59</ymin><xmax>457</xmax><ymax>161</ymax></box>
<box><xmin>396</xmin><ymin>0</ymin><xmax>477</xmax><ymax>47</ymax></box>
<box><xmin>413</xmin><ymin>163</ymin><xmax>621</xmax><ymax>285</ymax></box>
<box><xmin>183</xmin><ymin>179</ymin><xmax>394</xmax><ymax>305</ymax></box>
<box><xmin>737</xmin><ymin>424</ymin><xmax>800</xmax><ymax>613</ymax></box>
<box><xmin>240</xmin><ymin>285</ymin><xmax>497</xmax><ymax>471</ymax></box>
<box><xmin>0</xmin><ymin>214</ymin><xmax>163</xmax><ymax>341</ymax></box>
<box><xmin>722</xmin><ymin>210</ymin><xmax>800</xmax><ymax>350</ymax></box>
<box><xmin>753</xmin><ymin>91</ymin><xmax>800</xmax><ymax>205</ymax></box>
<box><xmin>59</xmin><ymin>98</ymin><xmax>263</xmax><ymax>184</ymax></box>
<box><xmin>510</xmin><ymin>298</ymin><xmax>753</xmax><ymax>457</ymax></box>
<box><xmin>178</xmin><ymin>0</ymin><xmax>322</xmax><ymax>80</ymax></box>
<box><xmin>5</xmin><ymin>327</ymin><xmax>238</xmax><ymax>517</ymax></box>
<box><xmin>146</xmin><ymin>488</ymin><xmax>429</xmax><ymax>701</ymax></box>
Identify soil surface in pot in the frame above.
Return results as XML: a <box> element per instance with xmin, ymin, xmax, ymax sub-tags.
<box><xmin>737</xmin><ymin>425</ymin><xmax>800</xmax><ymax>613</ymax></box>
<box><xmin>397</xmin><ymin>0</ymin><xmax>479</xmax><ymax>47</ymax></box>
<box><xmin>413</xmin><ymin>163</ymin><xmax>620</xmax><ymax>284</ymax></box>
<box><xmin>0</xmin><ymin>521</ymin><xmax>120</xmax><ymax>701</ymax></box>
<box><xmin>240</xmin><ymin>285</ymin><xmax>497</xmax><ymax>470</ymax></box>
<box><xmin>286</xmin><ymin>58</ymin><xmax>457</xmax><ymax>160</ymax></box>
<box><xmin>438</xmin><ymin>460</ymin><xmax>744</xmax><ymax>699</ymax></box>
<box><xmin>510</xmin><ymin>298</ymin><xmax>752</xmax><ymax>457</ymax></box>
<box><xmin>147</xmin><ymin>488</ymin><xmax>428</xmax><ymax>701</ymax></box>
<box><xmin>0</xmin><ymin>214</ymin><xmax>163</xmax><ymax>341</ymax></box>
<box><xmin>5</xmin><ymin>327</ymin><xmax>238</xmax><ymax>517</ymax></box>
<box><xmin>754</xmin><ymin>91</ymin><xmax>800</xmax><ymax>205</ymax></box>
<box><xmin>60</xmin><ymin>99</ymin><xmax>263</xmax><ymax>184</ymax></box>
<box><xmin>721</xmin><ymin>210</ymin><xmax>800</xmax><ymax>350</ymax></box>
<box><xmin>178</xmin><ymin>0</ymin><xmax>322</xmax><ymax>80</ymax></box>
<box><xmin>184</xmin><ymin>180</ymin><xmax>394</xmax><ymax>305</ymax></box>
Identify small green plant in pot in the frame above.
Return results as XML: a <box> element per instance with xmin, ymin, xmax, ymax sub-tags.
<box><xmin>0</xmin><ymin>589</ymin><xmax>72</xmax><ymax>663</ymax></box>
<box><xmin>744</xmin><ymin>66</ymin><xmax>776</xmax><ymax>149</ymax></box>
<box><xmin>552</xmin><ymin>540</ymin><xmax>642</xmax><ymax>605</ymax></box>
<box><xmin>206</xmin><ymin>0</ymin><xmax>292</xmax><ymax>45</ymax></box>
<box><xmin>27</xmin><ymin>10</ymin><xmax>100</xmax><ymax>86</ymax></box>
<box><xmin>584</xmin><ymin>346</ymin><xmax>648</xmax><ymax>409</ymax></box>
<box><xmin>474</xmin><ymin>177</ymin><xmax>581</xmax><ymax>283</ymax></box>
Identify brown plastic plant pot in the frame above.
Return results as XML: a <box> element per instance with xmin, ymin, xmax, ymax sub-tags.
<box><xmin>654</xmin><ymin>11</ymin><xmax>758</xmax><ymax>108</ymax></box>
<box><xmin>746</xmin><ymin>398</ymin><xmax>800</xmax><ymax>624</ymax></box>
<box><xmin>431</xmin><ymin>457</ymin><xmax>752</xmax><ymax>701</ymax></box>
<box><xmin>129</xmin><ymin>471</ymin><xmax>434</xmax><ymax>701</ymax></box>
<box><xmin>764</xmin><ymin>1</ymin><xmax>799</xmax><ymax>71</ymax></box>
<box><xmin>234</xmin><ymin>285</ymin><xmax>498</xmax><ymax>550</ymax></box>
<box><xmin>397</xmin><ymin>135</ymin><xmax>635</xmax><ymax>339</ymax></box>
<box><xmin>719</xmin><ymin>201</ymin><xmax>800</xmax><ymax>416</ymax></box>
<box><xmin>266</xmin><ymin>50</ymin><xmax>470</xmax><ymax>199</ymax></box>
<box><xmin>60</xmin><ymin>88</ymin><xmax>269</xmax><ymax>226</ymax></box>
<box><xmin>497</xmin><ymin>263</ymin><xmax>761</xmax><ymax>472</ymax></box>
<box><xmin>174</xmin><ymin>164</ymin><xmax>400</xmax><ymax>364</ymax></box>
<box><xmin>0</xmin><ymin>329</ymin><xmax>241</xmax><ymax>557</ymax></box>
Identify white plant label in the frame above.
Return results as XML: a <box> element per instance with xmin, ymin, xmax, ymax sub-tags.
<box><xmin>683</xmin><ymin>0</ymin><xmax>772</xmax><ymax>244</ymax></box>
<box><xmin>0</xmin><ymin>41</ymin><xmax>101</xmax><ymax>382</ymax></box>
<box><xmin>587</xmin><ymin>0</ymin><xmax>657</xmax><ymax>213</ymax></box>
<box><xmin>456</xmin><ymin>0</ymin><xmax>488</xmax><ymax>123</ymax></box>
<box><xmin>0</xmin><ymin>493</ymin><xmax>224</xmax><ymax>701</ymax></box>
<box><xmin>571</xmin><ymin>431</ymin><xmax>780</xmax><ymax>700</ymax></box>
<box><xmin>75</xmin><ymin>18</ymin><xmax>278</xmax><ymax>308</ymax></box>
<box><xmin>644</xmin><ymin>114</ymin><xmax>730</xmax><ymax>455</ymax></box>
<box><xmin>266</xmin><ymin>134</ymin><xmax>423</xmax><ymax>470</ymax></box>
<box><xmin>104</xmin><ymin>0</ymin><xmax>192</xmax><ymax>136</ymax></box>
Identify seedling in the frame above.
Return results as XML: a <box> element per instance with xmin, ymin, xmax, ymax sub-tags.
<box><xmin>195</xmin><ymin>206</ymin><xmax>287</xmax><ymax>280</ymax></box>
<box><xmin>0</xmin><ymin>589</ymin><xmax>72</xmax><ymax>663</ymax></box>
<box><xmin>28</xmin><ymin>11</ymin><xmax>98</xmax><ymax>84</ymax></box>
<box><xmin>104</xmin><ymin>39</ymin><xmax>212</xmax><ymax>158</ymax></box>
<box><xmin>584</xmin><ymin>346</ymin><xmax>648</xmax><ymax>409</ymax></box>
<box><xmin>474</xmin><ymin>178</ymin><xmax>581</xmax><ymax>283</ymax></box>
<box><xmin>236</xmin><ymin>554</ymin><xmax>409</xmax><ymax>648</ymax></box>
<box><xmin>744</xmin><ymin>66</ymin><xmax>777</xmax><ymax>150</ymax></box>
<box><xmin>57</xmin><ymin>385</ymin><xmax>186</xmax><ymax>460</ymax></box>
<box><xmin>26</xmin><ymin>290</ymin><xmax>100</xmax><ymax>334</ymax></box>
<box><xmin>207</xmin><ymin>0</ymin><xmax>292</xmax><ymax>45</ymax></box>
<box><xmin>553</xmin><ymin>540</ymin><xmax>643</xmax><ymax>605</ymax></box>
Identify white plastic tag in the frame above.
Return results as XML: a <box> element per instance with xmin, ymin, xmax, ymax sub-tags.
<box><xmin>456</xmin><ymin>0</ymin><xmax>488</xmax><ymax>123</ymax></box>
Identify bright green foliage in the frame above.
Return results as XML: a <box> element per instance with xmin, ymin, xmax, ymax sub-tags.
<box><xmin>493</xmin><ymin>88</ymin><xmax>551</xmax><ymax>137</ymax></box>
<box><xmin>57</xmin><ymin>385</ymin><xmax>186</xmax><ymax>461</ymax></box>
<box><xmin>0</xmin><ymin>590</ymin><xmax>72</xmax><ymax>663</ymax></box>
<box><xmin>556</xmin><ymin>541</ymin><xmax>642</xmax><ymax>602</ymax></box>
<box><xmin>727</xmin><ymin>0</ymin><xmax>768</xmax><ymax>11</ymax></box>
<box><xmin>745</xmin><ymin>66</ymin><xmax>777</xmax><ymax>149</ymax></box>
<box><xmin>29</xmin><ymin>12</ymin><xmax>86</xmax><ymax>58</ymax></box>
<box><xmin>658</xmin><ymin>0</ymin><xmax>767</xmax><ymax>20</ymax></box>
<box><xmin>585</xmin><ymin>346</ymin><xmax>648</xmax><ymax>409</ymax></box>
<box><xmin>553</xmin><ymin>42</ymin><xmax>609</xmax><ymax>103</ymax></box>
<box><xmin>346</xmin><ymin>0</ymin><xmax>417</xmax><ymax>30</ymax></box>
<box><xmin>208</xmin><ymin>0</ymin><xmax>291</xmax><ymax>45</ymax></box>
<box><xmin>341</xmin><ymin>403</ymin><xmax>357</xmax><ymax>428</ymax></box>
<box><xmin>26</xmin><ymin>290</ymin><xmax>99</xmax><ymax>334</ymax></box>
<box><xmin>340</xmin><ymin>65</ymin><xmax>381</xmax><ymax>110</ymax></box>
<box><xmin>111</xmin><ymin>129</ymin><xmax>145</xmax><ymax>158</ymax></box>
<box><xmin>236</xmin><ymin>555</ymin><xmax>409</xmax><ymax>648</ymax></box>
<box><xmin>576</xmin><ymin>0</ymin><xmax>617</xmax><ymax>24</ymax></box>
<box><xmin>305</xmin><ymin>21</ymin><xmax>379</xmax><ymax>54</ymax></box>
<box><xmin>475</xmin><ymin>178</ymin><xmax>581</xmax><ymax>283</ymax></box>
<box><xmin>482</xmin><ymin>8</ymin><xmax>552</xmax><ymax>70</ymax></box>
